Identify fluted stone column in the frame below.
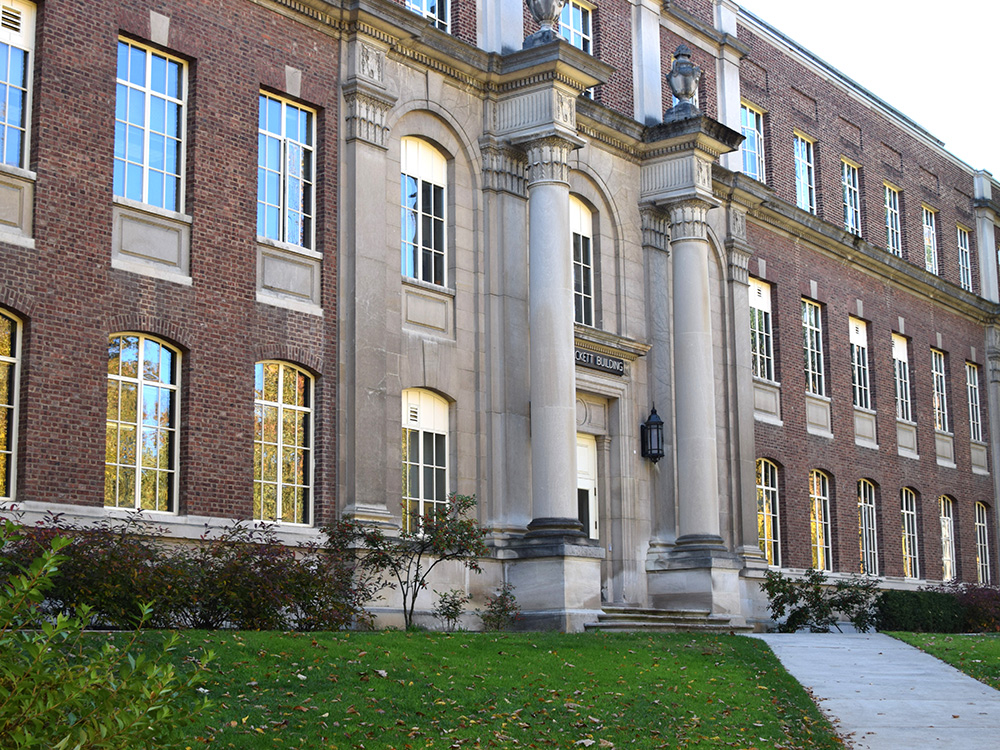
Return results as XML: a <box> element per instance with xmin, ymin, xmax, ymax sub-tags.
<box><xmin>669</xmin><ymin>199</ymin><xmax>725</xmax><ymax>547</ymax></box>
<box><xmin>524</xmin><ymin>135</ymin><xmax>583</xmax><ymax>536</ymax></box>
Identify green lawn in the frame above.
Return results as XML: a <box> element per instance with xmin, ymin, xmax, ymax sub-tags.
<box><xmin>890</xmin><ymin>632</ymin><xmax>1000</xmax><ymax>690</ymax></box>
<box><xmin>115</xmin><ymin>630</ymin><xmax>843</xmax><ymax>749</ymax></box>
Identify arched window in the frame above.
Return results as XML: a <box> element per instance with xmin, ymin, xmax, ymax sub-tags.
<box><xmin>809</xmin><ymin>470</ymin><xmax>831</xmax><ymax>571</ymax></box>
<box><xmin>755</xmin><ymin>459</ymin><xmax>780</xmax><ymax>566</ymax></box>
<box><xmin>570</xmin><ymin>195</ymin><xmax>594</xmax><ymax>327</ymax></box>
<box><xmin>0</xmin><ymin>310</ymin><xmax>21</xmax><ymax>501</ymax></box>
<box><xmin>857</xmin><ymin>479</ymin><xmax>878</xmax><ymax>575</ymax></box>
<box><xmin>254</xmin><ymin>361</ymin><xmax>313</xmax><ymax>524</ymax></box>
<box><xmin>401</xmin><ymin>388</ymin><xmax>449</xmax><ymax>532</ymax></box>
<box><xmin>106</xmin><ymin>334</ymin><xmax>179</xmax><ymax>511</ymax></box>
<box><xmin>400</xmin><ymin>137</ymin><xmax>446</xmax><ymax>286</ymax></box>
<box><xmin>940</xmin><ymin>496</ymin><xmax>956</xmax><ymax>581</ymax></box>
<box><xmin>976</xmin><ymin>502</ymin><xmax>991</xmax><ymax>584</ymax></box>
<box><xmin>900</xmin><ymin>488</ymin><xmax>920</xmax><ymax>579</ymax></box>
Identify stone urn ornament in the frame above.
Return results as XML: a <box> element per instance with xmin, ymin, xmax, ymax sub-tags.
<box><xmin>665</xmin><ymin>45</ymin><xmax>702</xmax><ymax>119</ymax></box>
<box><xmin>524</xmin><ymin>0</ymin><xmax>566</xmax><ymax>48</ymax></box>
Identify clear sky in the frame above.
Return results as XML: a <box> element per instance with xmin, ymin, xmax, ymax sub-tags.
<box><xmin>736</xmin><ymin>0</ymin><xmax>1000</xmax><ymax>179</ymax></box>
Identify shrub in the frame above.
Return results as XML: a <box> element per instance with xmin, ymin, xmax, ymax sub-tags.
<box><xmin>874</xmin><ymin>589</ymin><xmax>965</xmax><ymax>633</ymax></box>
<box><xmin>761</xmin><ymin>569</ymin><xmax>879</xmax><ymax>633</ymax></box>
<box><xmin>478</xmin><ymin>582</ymin><xmax>521</xmax><ymax>631</ymax></box>
<box><xmin>950</xmin><ymin>583</ymin><xmax>1000</xmax><ymax>633</ymax></box>
<box><xmin>433</xmin><ymin>589</ymin><xmax>470</xmax><ymax>631</ymax></box>
<box><xmin>0</xmin><ymin>520</ymin><xmax>213</xmax><ymax>749</ymax></box>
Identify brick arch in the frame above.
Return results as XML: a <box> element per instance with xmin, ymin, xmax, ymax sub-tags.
<box><xmin>252</xmin><ymin>344</ymin><xmax>323</xmax><ymax>376</ymax></box>
<box><xmin>0</xmin><ymin>286</ymin><xmax>37</xmax><ymax>319</ymax></box>
<box><xmin>106</xmin><ymin>314</ymin><xmax>191</xmax><ymax>352</ymax></box>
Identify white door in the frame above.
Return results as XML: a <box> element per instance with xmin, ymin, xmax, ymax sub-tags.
<box><xmin>576</xmin><ymin>434</ymin><xmax>598</xmax><ymax>540</ymax></box>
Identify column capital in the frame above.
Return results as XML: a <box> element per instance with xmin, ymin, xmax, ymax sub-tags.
<box><xmin>640</xmin><ymin>204</ymin><xmax>671</xmax><ymax>254</ymax></box>
<box><xmin>667</xmin><ymin>198</ymin><xmax>711</xmax><ymax>242</ymax></box>
<box><xmin>343</xmin><ymin>80</ymin><xmax>395</xmax><ymax>148</ymax></box>
<box><xmin>523</xmin><ymin>135</ymin><xmax>576</xmax><ymax>187</ymax></box>
<box><xmin>481</xmin><ymin>138</ymin><xmax>528</xmax><ymax>196</ymax></box>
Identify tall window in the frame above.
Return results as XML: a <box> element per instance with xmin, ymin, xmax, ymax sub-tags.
<box><xmin>841</xmin><ymin>160</ymin><xmax>861</xmax><ymax>235</ymax></box>
<box><xmin>0</xmin><ymin>310</ymin><xmax>20</xmax><ymax>501</ymax></box>
<box><xmin>560</xmin><ymin>1</ymin><xmax>594</xmax><ymax>98</ymax></box>
<box><xmin>258</xmin><ymin>93</ymin><xmax>315</xmax><ymax>249</ymax></box>
<box><xmin>849</xmin><ymin>317</ymin><xmax>871</xmax><ymax>410</ymax></box>
<box><xmin>893</xmin><ymin>334</ymin><xmax>912</xmax><ymax>422</ymax></box>
<box><xmin>400</xmin><ymin>137</ymin><xmax>446</xmax><ymax>286</ymax></box>
<box><xmin>900</xmin><ymin>488</ymin><xmax>919</xmax><ymax>579</ymax></box>
<box><xmin>802</xmin><ymin>299</ymin><xmax>825</xmax><ymax>396</ymax></box>
<box><xmin>406</xmin><ymin>0</ymin><xmax>448</xmax><ymax>32</ymax></box>
<box><xmin>254</xmin><ymin>361</ymin><xmax>312</xmax><ymax>524</ymax></box>
<box><xmin>749</xmin><ymin>279</ymin><xmax>774</xmax><ymax>381</ymax></box>
<box><xmin>967</xmin><ymin>362</ymin><xmax>983</xmax><ymax>443</ymax></box>
<box><xmin>931</xmin><ymin>348</ymin><xmax>949</xmax><ymax>433</ymax></box>
<box><xmin>570</xmin><ymin>196</ymin><xmax>594</xmax><ymax>326</ymax></box>
<box><xmin>809</xmin><ymin>470</ymin><xmax>832</xmax><ymax>571</ymax></box>
<box><xmin>106</xmin><ymin>334</ymin><xmax>179</xmax><ymax>512</ymax></box>
<box><xmin>0</xmin><ymin>1</ymin><xmax>32</xmax><ymax>168</ymax></box>
<box><xmin>922</xmin><ymin>207</ymin><xmax>938</xmax><ymax>275</ymax></box>
<box><xmin>884</xmin><ymin>184</ymin><xmax>901</xmax><ymax>256</ymax></box>
<box><xmin>793</xmin><ymin>134</ymin><xmax>815</xmax><ymax>214</ymax></box>
<box><xmin>114</xmin><ymin>40</ymin><xmax>185</xmax><ymax>211</ymax></box>
<box><xmin>958</xmin><ymin>226</ymin><xmax>972</xmax><ymax>292</ymax></box>
<box><xmin>740</xmin><ymin>105</ymin><xmax>765</xmax><ymax>182</ymax></box>
<box><xmin>976</xmin><ymin>502</ymin><xmax>991</xmax><ymax>584</ymax></box>
<box><xmin>402</xmin><ymin>389</ymin><xmax>449</xmax><ymax>533</ymax></box>
<box><xmin>756</xmin><ymin>459</ymin><xmax>780</xmax><ymax>566</ymax></box>
<box><xmin>858</xmin><ymin>479</ymin><xmax>878</xmax><ymax>575</ymax></box>
<box><xmin>940</xmin><ymin>496</ymin><xmax>956</xmax><ymax>581</ymax></box>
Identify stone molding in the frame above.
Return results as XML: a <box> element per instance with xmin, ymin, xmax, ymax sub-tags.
<box><xmin>667</xmin><ymin>199</ymin><xmax>710</xmax><ymax>242</ymax></box>
<box><xmin>640</xmin><ymin>205</ymin><xmax>671</xmax><ymax>254</ymax></box>
<box><xmin>524</xmin><ymin>136</ymin><xmax>574</xmax><ymax>187</ymax></box>
<box><xmin>343</xmin><ymin>81</ymin><xmax>395</xmax><ymax>148</ymax></box>
<box><xmin>480</xmin><ymin>140</ymin><xmax>527</xmax><ymax>196</ymax></box>
<box><xmin>987</xmin><ymin>325</ymin><xmax>1000</xmax><ymax>384</ymax></box>
<box><xmin>726</xmin><ymin>241</ymin><xmax>752</xmax><ymax>284</ymax></box>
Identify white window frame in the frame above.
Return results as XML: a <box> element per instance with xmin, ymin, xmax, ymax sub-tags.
<box><xmin>841</xmin><ymin>160</ymin><xmax>861</xmax><ymax>235</ymax></box>
<box><xmin>254</xmin><ymin>361</ymin><xmax>313</xmax><ymax>525</ymax></box>
<box><xmin>849</xmin><ymin>317</ymin><xmax>871</xmax><ymax>410</ymax></box>
<box><xmin>858</xmin><ymin>479</ymin><xmax>878</xmax><ymax>576</ymax></box>
<box><xmin>923</xmin><ymin>206</ymin><xmax>938</xmax><ymax>275</ymax></box>
<box><xmin>741</xmin><ymin>104</ymin><xmax>765</xmax><ymax>182</ymax></box>
<box><xmin>402</xmin><ymin>388</ymin><xmax>449</xmax><ymax>533</ymax></box>
<box><xmin>756</xmin><ymin>459</ymin><xmax>780</xmax><ymax>567</ymax></box>
<box><xmin>802</xmin><ymin>299</ymin><xmax>825</xmax><ymax>396</ymax></box>
<box><xmin>258</xmin><ymin>93</ymin><xmax>315</xmax><ymax>250</ymax></box>
<box><xmin>114</xmin><ymin>39</ymin><xmax>186</xmax><ymax>212</ymax></box>
<box><xmin>893</xmin><ymin>334</ymin><xmax>912</xmax><ymax>422</ymax></box>
<box><xmin>958</xmin><ymin>226</ymin><xmax>972</xmax><ymax>292</ymax></box>
<box><xmin>967</xmin><ymin>362</ymin><xmax>983</xmax><ymax>443</ymax></box>
<box><xmin>931</xmin><ymin>348</ymin><xmax>949</xmax><ymax>433</ymax></box>
<box><xmin>570</xmin><ymin>195</ymin><xmax>595</xmax><ymax>327</ymax></box>
<box><xmin>793</xmin><ymin>133</ymin><xmax>815</xmax><ymax>214</ymax></box>
<box><xmin>406</xmin><ymin>0</ymin><xmax>449</xmax><ymax>32</ymax></box>
<box><xmin>884</xmin><ymin>184</ymin><xmax>901</xmax><ymax>256</ymax></box>
<box><xmin>400</xmin><ymin>137</ymin><xmax>447</xmax><ymax>287</ymax></box>
<box><xmin>940</xmin><ymin>496</ymin><xmax>956</xmax><ymax>581</ymax></box>
<box><xmin>810</xmin><ymin>470</ymin><xmax>832</xmax><ymax>571</ymax></box>
<box><xmin>749</xmin><ymin>279</ymin><xmax>774</xmax><ymax>382</ymax></box>
<box><xmin>901</xmin><ymin>488</ymin><xmax>919</xmax><ymax>579</ymax></box>
<box><xmin>105</xmin><ymin>333</ymin><xmax>179</xmax><ymax>513</ymax></box>
<box><xmin>0</xmin><ymin>309</ymin><xmax>21</xmax><ymax>502</ymax></box>
<box><xmin>0</xmin><ymin>1</ymin><xmax>33</xmax><ymax>169</ymax></box>
<box><xmin>560</xmin><ymin>1</ymin><xmax>594</xmax><ymax>98</ymax></box>
<box><xmin>976</xmin><ymin>502</ymin><xmax>991</xmax><ymax>584</ymax></box>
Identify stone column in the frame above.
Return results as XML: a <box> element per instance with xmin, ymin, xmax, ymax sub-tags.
<box><xmin>973</xmin><ymin>171</ymin><xmax>998</xmax><ymax>303</ymax></box>
<box><xmin>668</xmin><ymin>199</ymin><xmax>725</xmax><ymax>547</ymax></box>
<box><xmin>632</xmin><ymin>0</ymin><xmax>663</xmax><ymax>125</ymax></box>
<box><xmin>479</xmin><ymin>0</ymin><xmax>525</xmax><ymax>55</ymax></box>
<box><xmin>524</xmin><ymin>135</ymin><xmax>583</xmax><ymax>536</ymax></box>
<box><xmin>714</xmin><ymin>0</ymin><xmax>748</xmax><ymax>173</ymax></box>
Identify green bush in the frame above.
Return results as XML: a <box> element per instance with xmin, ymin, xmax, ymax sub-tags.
<box><xmin>761</xmin><ymin>569</ymin><xmax>879</xmax><ymax>633</ymax></box>
<box><xmin>0</xmin><ymin>520</ymin><xmax>212</xmax><ymax>749</ymax></box>
<box><xmin>478</xmin><ymin>581</ymin><xmax>521</xmax><ymax>631</ymax></box>
<box><xmin>874</xmin><ymin>589</ymin><xmax>965</xmax><ymax>633</ymax></box>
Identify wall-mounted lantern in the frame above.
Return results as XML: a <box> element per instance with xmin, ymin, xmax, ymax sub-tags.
<box><xmin>641</xmin><ymin>407</ymin><xmax>664</xmax><ymax>463</ymax></box>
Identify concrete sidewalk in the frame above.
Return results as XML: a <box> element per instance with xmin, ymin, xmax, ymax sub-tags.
<box><xmin>752</xmin><ymin>633</ymin><xmax>1000</xmax><ymax>748</ymax></box>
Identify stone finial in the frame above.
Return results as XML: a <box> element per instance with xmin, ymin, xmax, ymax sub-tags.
<box><xmin>665</xmin><ymin>45</ymin><xmax>702</xmax><ymax>121</ymax></box>
<box><xmin>524</xmin><ymin>0</ymin><xmax>566</xmax><ymax>49</ymax></box>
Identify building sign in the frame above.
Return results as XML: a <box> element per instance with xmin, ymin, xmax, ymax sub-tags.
<box><xmin>575</xmin><ymin>348</ymin><xmax>625</xmax><ymax>376</ymax></box>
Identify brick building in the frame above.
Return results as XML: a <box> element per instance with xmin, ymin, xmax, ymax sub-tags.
<box><xmin>1</xmin><ymin>0</ymin><xmax>997</xmax><ymax>629</ymax></box>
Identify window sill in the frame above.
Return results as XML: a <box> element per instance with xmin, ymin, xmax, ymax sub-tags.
<box><xmin>401</xmin><ymin>274</ymin><xmax>455</xmax><ymax>297</ymax></box>
<box><xmin>113</xmin><ymin>195</ymin><xmax>191</xmax><ymax>224</ymax></box>
<box><xmin>257</xmin><ymin>235</ymin><xmax>322</xmax><ymax>261</ymax></box>
<box><xmin>112</xmin><ymin>201</ymin><xmax>191</xmax><ymax>279</ymax></box>
<box><xmin>256</xmin><ymin>289</ymin><xmax>323</xmax><ymax>317</ymax></box>
<box><xmin>0</xmin><ymin>164</ymin><xmax>35</xmax><ymax>245</ymax></box>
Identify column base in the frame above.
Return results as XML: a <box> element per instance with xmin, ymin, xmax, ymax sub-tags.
<box><xmin>342</xmin><ymin>503</ymin><xmax>396</xmax><ymax>530</ymax></box>
<box><xmin>526</xmin><ymin>516</ymin><xmax>586</xmax><ymax>539</ymax></box>
<box><xmin>645</xmin><ymin>545</ymin><xmax>746</xmax><ymax>627</ymax></box>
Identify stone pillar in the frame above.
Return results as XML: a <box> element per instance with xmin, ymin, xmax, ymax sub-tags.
<box><xmin>669</xmin><ymin>199</ymin><xmax>725</xmax><ymax>547</ymax></box>
<box><xmin>479</xmin><ymin>0</ymin><xmax>525</xmax><ymax>55</ymax></box>
<box><xmin>632</xmin><ymin>0</ymin><xmax>663</xmax><ymax>125</ymax></box>
<box><xmin>522</xmin><ymin>136</ymin><xmax>582</xmax><ymax>535</ymax></box>
<box><xmin>714</xmin><ymin>0</ymin><xmax>747</xmax><ymax>173</ymax></box>
<box><xmin>973</xmin><ymin>171</ymin><xmax>998</xmax><ymax>303</ymax></box>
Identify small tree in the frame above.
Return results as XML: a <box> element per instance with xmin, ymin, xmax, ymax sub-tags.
<box><xmin>333</xmin><ymin>493</ymin><xmax>489</xmax><ymax>629</ymax></box>
<box><xmin>478</xmin><ymin>581</ymin><xmax>521</xmax><ymax>631</ymax></box>
<box><xmin>433</xmin><ymin>589</ymin><xmax>470</xmax><ymax>631</ymax></box>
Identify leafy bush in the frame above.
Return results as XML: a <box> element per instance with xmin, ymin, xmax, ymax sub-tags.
<box><xmin>761</xmin><ymin>569</ymin><xmax>879</xmax><ymax>633</ymax></box>
<box><xmin>478</xmin><ymin>582</ymin><xmax>521</xmax><ymax>631</ymax></box>
<box><xmin>950</xmin><ymin>583</ymin><xmax>1000</xmax><ymax>633</ymax></box>
<box><xmin>433</xmin><ymin>589</ymin><xmax>470</xmax><ymax>631</ymax></box>
<box><xmin>0</xmin><ymin>521</ymin><xmax>212</xmax><ymax>748</ymax></box>
<box><xmin>874</xmin><ymin>589</ymin><xmax>965</xmax><ymax>633</ymax></box>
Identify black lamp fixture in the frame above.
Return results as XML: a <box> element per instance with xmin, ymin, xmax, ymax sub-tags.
<box><xmin>641</xmin><ymin>406</ymin><xmax>664</xmax><ymax>463</ymax></box>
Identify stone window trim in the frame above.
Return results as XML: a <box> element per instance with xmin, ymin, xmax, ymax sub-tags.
<box><xmin>900</xmin><ymin>487</ymin><xmax>920</xmax><ymax>579</ymax></box>
<box><xmin>793</xmin><ymin>132</ymin><xmax>816</xmax><ymax>214</ymax></box>
<box><xmin>841</xmin><ymin>159</ymin><xmax>861</xmax><ymax>236</ymax></box>
<box><xmin>809</xmin><ymin>469</ymin><xmax>832</xmax><ymax>572</ymax></box>
<box><xmin>922</xmin><ymin>205</ymin><xmax>939</xmax><ymax>275</ymax></box>
<box><xmin>755</xmin><ymin>458</ymin><xmax>780</xmax><ymax>567</ymax></box>
<box><xmin>857</xmin><ymin>478</ymin><xmax>878</xmax><ymax>576</ymax></box>
<box><xmin>401</xmin><ymin>388</ymin><xmax>450</xmax><ymax>534</ymax></box>
<box><xmin>406</xmin><ymin>0</ymin><xmax>449</xmax><ymax>33</ymax></box>
<box><xmin>957</xmin><ymin>225</ymin><xmax>973</xmax><ymax>293</ymax></box>
<box><xmin>976</xmin><ymin>501</ymin><xmax>991</xmax><ymax>584</ymax></box>
<box><xmin>740</xmin><ymin>103</ymin><xmax>766</xmax><ymax>183</ymax></box>
<box><xmin>0</xmin><ymin>307</ymin><xmax>21</xmax><ymax>502</ymax></box>
<box><xmin>940</xmin><ymin>495</ymin><xmax>957</xmax><ymax>582</ymax></box>
<box><xmin>884</xmin><ymin>183</ymin><xmax>902</xmax><ymax>257</ymax></box>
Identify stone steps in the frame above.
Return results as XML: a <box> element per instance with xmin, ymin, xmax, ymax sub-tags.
<box><xmin>583</xmin><ymin>606</ymin><xmax>752</xmax><ymax>633</ymax></box>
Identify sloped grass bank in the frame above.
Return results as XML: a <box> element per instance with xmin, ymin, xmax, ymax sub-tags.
<box><xmin>890</xmin><ymin>632</ymin><xmax>1000</xmax><ymax>690</ymax></box>
<box><xmin>120</xmin><ymin>630</ymin><xmax>842</xmax><ymax>749</ymax></box>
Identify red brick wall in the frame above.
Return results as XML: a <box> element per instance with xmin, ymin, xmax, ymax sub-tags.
<box><xmin>672</xmin><ymin>0</ymin><xmax>715</xmax><ymax>25</ymax></box>
<box><xmin>3</xmin><ymin>0</ymin><xmax>340</xmax><ymax>523</ymax></box>
<box><xmin>590</xmin><ymin>0</ymin><xmax>634</xmax><ymax>116</ymax></box>
<box><xmin>750</xmin><ymin>222</ymin><xmax>994</xmax><ymax>583</ymax></box>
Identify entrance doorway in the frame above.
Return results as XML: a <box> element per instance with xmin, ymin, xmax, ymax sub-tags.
<box><xmin>576</xmin><ymin>433</ymin><xmax>598</xmax><ymax>540</ymax></box>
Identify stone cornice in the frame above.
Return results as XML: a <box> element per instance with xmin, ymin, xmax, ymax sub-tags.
<box><xmin>574</xmin><ymin>327</ymin><xmax>651</xmax><ymax>361</ymax></box>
